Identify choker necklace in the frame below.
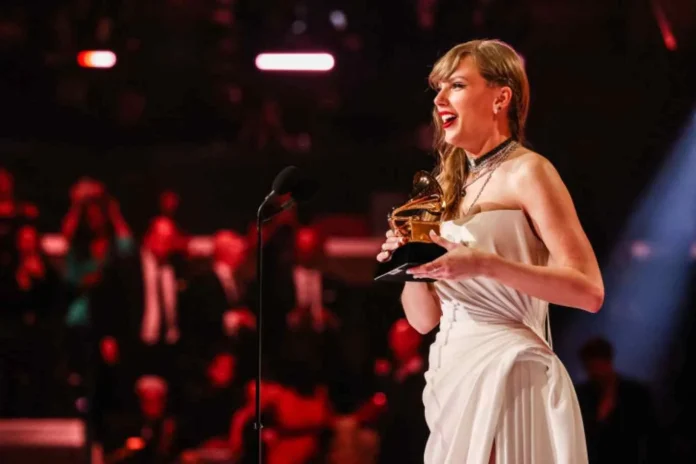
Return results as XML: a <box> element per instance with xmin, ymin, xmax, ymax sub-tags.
<box><xmin>466</xmin><ymin>138</ymin><xmax>516</xmax><ymax>173</ymax></box>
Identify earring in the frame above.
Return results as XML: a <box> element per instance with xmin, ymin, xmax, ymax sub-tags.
<box><xmin>494</xmin><ymin>107</ymin><xmax>500</xmax><ymax>115</ymax></box>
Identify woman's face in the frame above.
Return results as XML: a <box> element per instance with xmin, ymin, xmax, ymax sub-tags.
<box><xmin>433</xmin><ymin>56</ymin><xmax>501</xmax><ymax>151</ymax></box>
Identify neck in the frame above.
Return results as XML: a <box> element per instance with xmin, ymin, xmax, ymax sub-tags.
<box><xmin>464</xmin><ymin>130</ymin><xmax>512</xmax><ymax>160</ymax></box>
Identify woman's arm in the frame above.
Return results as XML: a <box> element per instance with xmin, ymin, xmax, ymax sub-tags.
<box><xmin>410</xmin><ymin>154</ymin><xmax>604</xmax><ymax>313</ymax></box>
<box><xmin>492</xmin><ymin>154</ymin><xmax>604</xmax><ymax>312</ymax></box>
<box><xmin>378</xmin><ymin>230</ymin><xmax>442</xmax><ymax>334</ymax></box>
<box><xmin>401</xmin><ymin>282</ymin><xmax>441</xmax><ymax>334</ymax></box>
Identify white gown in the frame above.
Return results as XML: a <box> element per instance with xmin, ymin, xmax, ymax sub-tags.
<box><xmin>422</xmin><ymin>210</ymin><xmax>588</xmax><ymax>464</ymax></box>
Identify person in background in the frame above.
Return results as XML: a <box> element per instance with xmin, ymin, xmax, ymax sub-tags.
<box><xmin>575</xmin><ymin>336</ymin><xmax>660</xmax><ymax>463</ymax></box>
<box><xmin>179</xmin><ymin>350</ymin><xmax>243</xmax><ymax>453</ymax></box>
<box><xmin>374</xmin><ymin>318</ymin><xmax>428</xmax><ymax>464</ymax></box>
<box><xmin>59</xmin><ymin>178</ymin><xmax>134</xmax><ymax>408</ymax></box>
<box><xmin>0</xmin><ymin>224</ymin><xmax>64</xmax><ymax>417</ymax></box>
<box><xmin>61</xmin><ymin>177</ymin><xmax>133</xmax><ymax>328</ymax></box>
<box><xmin>0</xmin><ymin>167</ymin><xmax>39</xmax><ymax>296</ymax></box>
<box><xmin>180</xmin><ymin>230</ymin><xmax>256</xmax><ymax>382</ymax></box>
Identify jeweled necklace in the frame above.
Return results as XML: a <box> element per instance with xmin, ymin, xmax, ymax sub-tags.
<box><xmin>466</xmin><ymin>137</ymin><xmax>516</xmax><ymax>174</ymax></box>
<box><xmin>460</xmin><ymin>140</ymin><xmax>518</xmax><ymax>215</ymax></box>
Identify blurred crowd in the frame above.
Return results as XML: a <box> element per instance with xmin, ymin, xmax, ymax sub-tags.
<box><xmin>0</xmin><ymin>164</ymin><xmax>679</xmax><ymax>463</ymax></box>
<box><xmin>0</xmin><ymin>167</ymin><xmax>434</xmax><ymax>463</ymax></box>
<box><xmin>2</xmin><ymin>0</ymin><xmax>695</xmax><ymax>463</ymax></box>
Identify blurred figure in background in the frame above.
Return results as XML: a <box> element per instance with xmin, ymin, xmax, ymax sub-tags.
<box><xmin>0</xmin><ymin>224</ymin><xmax>64</xmax><ymax>417</ymax></box>
<box><xmin>179</xmin><ymin>350</ymin><xmax>243</xmax><ymax>454</ymax></box>
<box><xmin>0</xmin><ymin>167</ymin><xmax>39</xmax><ymax>293</ymax></box>
<box><xmin>230</xmin><ymin>376</ymin><xmax>334</xmax><ymax>464</ymax></box>
<box><xmin>287</xmin><ymin>226</ymin><xmax>339</xmax><ymax>333</ymax></box>
<box><xmin>91</xmin><ymin>216</ymin><xmax>184</xmax><ymax>378</ymax></box>
<box><xmin>181</xmin><ymin>229</ymin><xmax>256</xmax><ymax>382</ymax></box>
<box><xmin>61</xmin><ymin>177</ymin><xmax>133</xmax><ymax>383</ymax></box>
<box><xmin>575</xmin><ymin>336</ymin><xmax>660</xmax><ymax>463</ymax></box>
<box><xmin>104</xmin><ymin>375</ymin><xmax>179</xmax><ymax>464</ymax></box>
<box><xmin>90</xmin><ymin>216</ymin><xmax>187</xmax><ymax>447</ymax></box>
<box><xmin>374</xmin><ymin>318</ymin><xmax>428</xmax><ymax>464</ymax></box>
<box><xmin>156</xmin><ymin>189</ymin><xmax>191</xmax><ymax>262</ymax></box>
<box><xmin>158</xmin><ymin>190</ymin><xmax>180</xmax><ymax>222</ymax></box>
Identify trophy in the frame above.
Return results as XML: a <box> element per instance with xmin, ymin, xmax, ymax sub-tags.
<box><xmin>374</xmin><ymin>171</ymin><xmax>447</xmax><ymax>282</ymax></box>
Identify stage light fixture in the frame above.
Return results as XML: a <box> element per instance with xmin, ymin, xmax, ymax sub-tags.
<box><xmin>255</xmin><ymin>53</ymin><xmax>335</xmax><ymax>72</ymax></box>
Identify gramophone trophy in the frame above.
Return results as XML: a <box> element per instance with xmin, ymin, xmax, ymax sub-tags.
<box><xmin>374</xmin><ymin>171</ymin><xmax>447</xmax><ymax>282</ymax></box>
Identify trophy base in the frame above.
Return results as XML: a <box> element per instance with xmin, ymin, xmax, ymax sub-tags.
<box><xmin>374</xmin><ymin>242</ymin><xmax>446</xmax><ymax>283</ymax></box>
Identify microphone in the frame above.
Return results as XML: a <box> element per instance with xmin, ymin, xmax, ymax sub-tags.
<box><xmin>260</xmin><ymin>166</ymin><xmax>318</xmax><ymax>221</ymax></box>
<box><xmin>253</xmin><ymin>165</ymin><xmax>317</xmax><ymax>464</ymax></box>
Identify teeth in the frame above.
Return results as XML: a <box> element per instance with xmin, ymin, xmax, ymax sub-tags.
<box><xmin>443</xmin><ymin>115</ymin><xmax>456</xmax><ymax>123</ymax></box>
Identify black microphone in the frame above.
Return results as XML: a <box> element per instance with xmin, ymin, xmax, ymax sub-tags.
<box><xmin>253</xmin><ymin>166</ymin><xmax>317</xmax><ymax>464</ymax></box>
<box><xmin>260</xmin><ymin>166</ymin><xmax>318</xmax><ymax>221</ymax></box>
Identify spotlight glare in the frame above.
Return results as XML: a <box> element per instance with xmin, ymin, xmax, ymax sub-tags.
<box><xmin>329</xmin><ymin>10</ymin><xmax>348</xmax><ymax>30</ymax></box>
<box><xmin>255</xmin><ymin>53</ymin><xmax>335</xmax><ymax>72</ymax></box>
<box><xmin>77</xmin><ymin>50</ymin><xmax>117</xmax><ymax>69</ymax></box>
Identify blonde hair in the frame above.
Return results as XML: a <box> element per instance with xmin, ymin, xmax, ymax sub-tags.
<box><xmin>428</xmin><ymin>39</ymin><xmax>530</xmax><ymax>220</ymax></box>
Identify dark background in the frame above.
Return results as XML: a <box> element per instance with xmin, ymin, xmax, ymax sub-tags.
<box><xmin>1</xmin><ymin>0</ymin><xmax>696</xmax><ymax>462</ymax></box>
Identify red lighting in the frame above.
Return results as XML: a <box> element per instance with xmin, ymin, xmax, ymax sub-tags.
<box><xmin>77</xmin><ymin>50</ymin><xmax>117</xmax><ymax>69</ymax></box>
<box><xmin>125</xmin><ymin>437</ymin><xmax>145</xmax><ymax>450</ymax></box>
<box><xmin>650</xmin><ymin>0</ymin><xmax>678</xmax><ymax>51</ymax></box>
<box><xmin>255</xmin><ymin>53</ymin><xmax>335</xmax><ymax>72</ymax></box>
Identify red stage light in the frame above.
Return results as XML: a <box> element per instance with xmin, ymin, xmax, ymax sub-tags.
<box><xmin>77</xmin><ymin>50</ymin><xmax>117</xmax><ymax>69</ymax></box>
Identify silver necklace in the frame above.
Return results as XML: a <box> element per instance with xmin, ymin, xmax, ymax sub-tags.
<box><xmin>461</xmin><ymin>141</ymin><xmax>517</xmax><ymax>216</ymax></box>
<box><xmin>466</xmin><ymin>138</ymin><xmax>516</xmax><ymax>173</ymax></box>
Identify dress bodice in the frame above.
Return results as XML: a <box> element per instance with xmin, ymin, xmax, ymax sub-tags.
<box><xmin>434</xmin><ymin>209</ymin><xmax>550</xmax><ymax>340</ymax></box>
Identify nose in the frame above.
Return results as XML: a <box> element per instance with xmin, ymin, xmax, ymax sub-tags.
<box><xmin>433</xmin><ymin>88</ymin><xmax>448</xmax><ymax>108</ymax></box>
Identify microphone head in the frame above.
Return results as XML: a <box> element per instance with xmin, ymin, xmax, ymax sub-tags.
<box><xmin>271</xmin><ymin>166</ymin><xmax>300</xmax><ymax>195</ymax></box>
<box><xmin>271</xmin><ymin>166</ymin><xmax>318</xmax><ymax>202</ymax></box>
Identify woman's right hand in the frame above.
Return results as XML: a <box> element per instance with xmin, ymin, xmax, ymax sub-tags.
<box><xmin>376</xmin><ymin>229</ymin><xmax>408</xmax><ymax>262</ymax></box>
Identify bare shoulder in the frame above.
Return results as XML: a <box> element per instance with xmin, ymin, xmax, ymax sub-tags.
<box><xmin>496</xmin><ymin>147</ymin><xmax>576</xmax><ymax>218</ymax></box>
<box><xmin>503</xmin><ymin>147</ymin><xmax>557</xmax><ymax>182</ymax></box>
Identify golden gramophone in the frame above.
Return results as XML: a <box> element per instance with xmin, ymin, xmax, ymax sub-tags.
<box><xmin>375</xmin><ymin>171</ymin><xmax>448</xmax><ymax>282</ymax></box>
<box><xmin>388</xmin><ymin>170</ymin><xmax>446</xmax><ymax>242</ymax></box>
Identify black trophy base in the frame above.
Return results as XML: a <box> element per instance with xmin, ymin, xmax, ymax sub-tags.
<box><xmin>374</xmin><ymin>242</ymin><xmax>446</xmax><ymax>282</ymax></box>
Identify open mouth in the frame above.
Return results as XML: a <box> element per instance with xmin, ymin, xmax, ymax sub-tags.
<box><xmin>441</xmin><ymin>113</ymin><xmax>457</xmax><ymax>129</ymax></box>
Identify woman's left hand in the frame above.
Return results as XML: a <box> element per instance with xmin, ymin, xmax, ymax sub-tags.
<box><xmin>407</xmin><ymin>230</ymin><xmax>486</xmax><ymax>280</ymax></box>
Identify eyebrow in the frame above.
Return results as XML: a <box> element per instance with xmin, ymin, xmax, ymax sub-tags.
<box><xmin>446</xmin><ymin>74</ymin><xmax>469</xmax><ymax>82</ymax></box>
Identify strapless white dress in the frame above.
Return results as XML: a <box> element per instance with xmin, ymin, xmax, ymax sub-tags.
<box><xmin>422</xmin><ymin>210</ymin><xmax>588</xmax><ymax>464</ymax></box>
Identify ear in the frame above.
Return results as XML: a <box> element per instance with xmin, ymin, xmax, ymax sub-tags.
<box><xmin>493</xmin><ymin>86</ymin><xmax>513</xmax><ymax>114</ymax></box>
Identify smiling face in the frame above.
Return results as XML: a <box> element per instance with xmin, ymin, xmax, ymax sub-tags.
<box><xmin>433</xmin><ymin>56</ymin><xmax>508</xmax><ymax>151</ymax></box>
<box><xmin>428</xmin><ymin>40</ymin><xmax>530</xmax><ymax>154</ymax></box>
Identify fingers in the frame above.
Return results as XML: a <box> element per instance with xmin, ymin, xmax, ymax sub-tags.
<box><xmin>377</xmin><ymin>231</ymin><xmax>409</xmax><ymax>262</ymax></box>
<box><xmin>408</xmin><ymin>256</ymin><xmax>444</xmax><ymax>275</ymax></box>
<box><xmin>383</xmin><ymin>236</ymin><xmax>406</xmax><ymax>251</ymax></box>
<box><xmin>429</xmin><ymin>230</ymin><xmax>456</xmax><ymax>250</ymax></box>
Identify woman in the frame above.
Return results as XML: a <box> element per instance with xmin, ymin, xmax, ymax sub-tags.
<box><xmin>377</xmin><ymin>39</ymin><xmax>604</xmax><ymax>463</ymax></box>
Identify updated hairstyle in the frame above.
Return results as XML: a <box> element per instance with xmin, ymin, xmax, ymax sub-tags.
<box><xmin>428</xmin><ymin>39</ymin><xmax>530</xmax><ymax>220</ymax></box>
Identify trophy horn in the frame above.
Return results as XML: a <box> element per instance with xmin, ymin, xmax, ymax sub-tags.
<box><xmin>388</xmin><ymin>171</ymin><xmax>445</xmax><ymax>240</ymax></box>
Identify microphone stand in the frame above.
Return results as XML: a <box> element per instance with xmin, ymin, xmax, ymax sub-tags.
<box><xmin>254</xmin><ymin>191</ymin><xmax>280</xmax><ymax>464</ymax></box>
<box><xmin>254</xmin><ymin>200</ymin><xmax>266</xmax><ymax>464</ymax></box>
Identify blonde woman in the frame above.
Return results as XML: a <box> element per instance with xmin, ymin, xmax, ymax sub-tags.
<box><xmin>377</xmin><ymin>39</ymin><xmax>604</xmax><ymax>463</ymax></box>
